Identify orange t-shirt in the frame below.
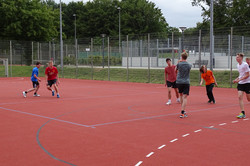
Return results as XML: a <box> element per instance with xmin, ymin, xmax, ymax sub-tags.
<box><xmin>201</xmin><ymin>70</ymin><xmax>215</xmax><ymax>85</ymax></box>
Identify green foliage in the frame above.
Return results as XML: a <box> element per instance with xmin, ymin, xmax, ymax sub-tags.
<box><xmin>192</xmin><ymin>0</ymin><xmax>250</xmax><ymax>30</ymax></box>
<box><xmin>0</xmin><ymin>0</ymin><xmax>60</xmax><ymax>41</ymax></box>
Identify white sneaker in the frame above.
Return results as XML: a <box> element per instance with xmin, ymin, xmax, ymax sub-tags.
<box><xmin>22</xmin><ymin>91</ymin><xmax>27</xmax><ymax>98</ymax></box>
<box><xmin>176</xmin><ymin>98</ymin><xmax>180</xmax><ymax>103</ymax></box>
<box><xmin>33</xmin><ymin>94</ymin><xmax>40</xmax><ymax>97</ymax></box>
<box><xmin>166</xmin><ymin>101</ymin><xmax>171</xmax><ymax>105</ymax></box>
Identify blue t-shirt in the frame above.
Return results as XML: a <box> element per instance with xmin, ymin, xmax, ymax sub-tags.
<box><xmin>31</xmin><ymin>67</ymin><xmax>39</xmax><ymax>82</ymax></box>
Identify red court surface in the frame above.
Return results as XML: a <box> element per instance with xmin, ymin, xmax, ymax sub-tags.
<box><xmin>0</xmin><ymin>77</ymin><xmax>250</xmax><ymax>166</ymax></box>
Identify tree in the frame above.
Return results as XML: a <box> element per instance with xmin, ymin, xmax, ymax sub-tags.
<box><xmin>0</xmin><ymin>0</ymin><xmax>59</xmax><ymax>41</ymax></box>
<box><xmin>192</xmin><ymin>0</ymin><xmax>250</xmax><ymax>29</ymax></box>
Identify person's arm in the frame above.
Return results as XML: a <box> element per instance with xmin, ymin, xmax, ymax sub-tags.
<box><xmin>234</xmin><ymin>72</ymin><xmax>249</xmax><ymax>83</ymax></box>
<box><xmin>200</xmin><ymin>78</ymin><xmax>203</xmax><ymax>86</ymax></box>
<box><xmin>212</xmin><ymin>74</ymin><xmax>218</xmax><ymax>87</ymax></box>
<box><xmin>34</xmin><ymin>74</ymin><xmax>41</xmax><ymax>82</ymax></box>
<box><xmin>164</xmin><ymin>70</ymin><xmax>167</xmax><ymax>86</ymax></box>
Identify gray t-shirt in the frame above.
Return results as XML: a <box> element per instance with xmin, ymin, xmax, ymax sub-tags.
<box><xmin>176</xmin><ymin>61</ymin><xmax>192</xmax><ymax>84</ymax></box>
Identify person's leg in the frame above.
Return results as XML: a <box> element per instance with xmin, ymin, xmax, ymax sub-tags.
<box><xmin>206</xmin><ymin>85</ymin><xmax>212</xmax><ymax>102</ymax></box>
<box><xmin>174</xmin><ymin>88</ymin><xmax>179</xmax><ymax>100</ymax></box>
<box><xmin>238</xmin><ymin>91</ymin><xmax>244</xmax><ymax>111</ymax></box>
<box><xmin>207</xmin><ymin>84</ymin><xmax>215</xmax><ymax>103</ymax></box>
<box><xmin>179</xmin><ymin>93</ymin><xmax>183</xmax><ymax>105</ymax></box>
<box><xmin>168</xmin><ymin>87</ymin><xmax>171</xmax><ymax>101</ymax></box>
<box><xmin>246</xmin><ymin>93</ymin><xmax>250</xmax><ymax>102</ymax></box>
<box><xmin>53</xmin><ymin>84</ymin><xmax>59</xmax><ymax>94</ymax></box>
<box><xmin>181</xmin><ymin>94</ymin><xmax>188</xmax><ymax>111</ymax></box>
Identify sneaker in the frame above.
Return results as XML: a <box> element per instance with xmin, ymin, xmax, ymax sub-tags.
<box><xmin>166</xmin><ymin>101</ymin><xmax>171</xmax><ymax>105</ymax></box>
<box><xmin>237</xmin><ymin>113</ymin><xmax>246</xmax><ymax>119</ymax></box>
<box><xmin>212</xmin><ymin>100</ymin><xmax>216</xmax><ymax>104</ymax></box>
<box><xmin>57</xmin><ymin>94</ymin><xmax>60</xmax><ymax>98</ymax></box>
<box><xmin>207</xmin><ymin>100</ymin><xmax>212</xmax><ymax>103</ymax></box>
<box><xmin>33</xmin><ymin>94</ymin><xmax>40</xmax><ymax>97</ymax></box>
<box><xmin>180</xmin><ymin>113</ymin><xmax>188</xmax><ymax>118</ymax></box>
<box><xmin>52</xmin><ymin>90</ymin><xmax>55</xmax><ymax>96</ymax></box>
<box><xmin>176</xmin><ymin>98</ymin><xmax>180</xmax><ymax>103</ymax></box>
<box><xmin>22</xmin><ymin>91</ymin><xmax>27</xmax><ymax>98</ymax></box>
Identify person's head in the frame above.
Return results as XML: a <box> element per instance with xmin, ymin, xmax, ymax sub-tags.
<box><xmin>36</xmin><ymin>62</ymin><xmax>41</xmax><ymax>68</ymax></box>
<box><xmin>181</xmin><ymin>52</ymin><xmax>188</xmax><ymax>60</ymax></box>
<box><xmin>236</xmin><ymin>53</ymin><xmax>244</xmax><ymax>63</ymax></box>
<box><xmin>246</xmin><ymin>57</ymin><xmax>250</xmax><ymax>65</ymax></box>
<box><xmin>166</xmin><ymin>58</ymin><xmax>172</xmax><ymax>66</ymax></box>
<box><xmin>48</xmin><ymin>60</ymin><xmax>54</xmax><ymax>68</ymax></box>
<box><xmin>199</xmin><ymin>65</ymin><xmax>207</xmax><ymax>74</ymax></box>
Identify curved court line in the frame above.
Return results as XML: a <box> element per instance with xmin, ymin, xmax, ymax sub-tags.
<box><xmin>36</xmin><ymin>110</ymin><xmax>85</xmax><ymax>166</ymax></box>
<box><xmin>135</xmin><ymin>118</ymin><xmax>250</xmax><ymax>165</ymax></box>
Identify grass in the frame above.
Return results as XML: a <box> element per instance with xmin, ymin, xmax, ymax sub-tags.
<box><xmin>0</xmin><ymin>65</ymin><xmax>239</xmax><ymax>88</ymax></box>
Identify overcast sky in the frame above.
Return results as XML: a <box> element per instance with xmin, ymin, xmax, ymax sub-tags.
<box><xmin>55</xmin><ymin>0</ymin><xmax>204</xmax><ymax>28</ymax></box>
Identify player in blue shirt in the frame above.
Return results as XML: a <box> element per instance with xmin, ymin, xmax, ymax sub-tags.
<box><xmin>22</xmin><ymin>62</ymin><xmax>42</xmax><ymax>97</ymax></box>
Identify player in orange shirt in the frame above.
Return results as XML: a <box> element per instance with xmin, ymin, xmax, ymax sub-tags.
<box><xmin>199</xmin><ymin>65</ymin><xmax>218</xmax><ymax>103</ymax></box>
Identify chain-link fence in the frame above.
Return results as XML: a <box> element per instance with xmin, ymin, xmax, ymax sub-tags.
<box><xmin>0</xmin><ymin>26</ymin><xmax>250</xmax><ymax>85</ymax></box>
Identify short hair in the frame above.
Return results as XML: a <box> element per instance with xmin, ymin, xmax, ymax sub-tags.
<box><xmin>237</xmin><ymin>53</ymin><xmax>244</xmax><ymax>58</ymax></box>
<box><xmin>246</xmin><ymin>57</ymin><xmax>250</xmax><ymax>60</ymax></box>
<box><xmin>36</xmin><ymin>62</ymin><xmax>41</xmax><ymax>65</ymax></box>
<box><xmin>181</xmin><ymin>52</ymin><xmax>188</xmax><ymax>60</ymax></box>
<box><xmin>199</xmin><ymin>65</ymin><xmax>205</xmax><ymax>73</ymax></box>
<box><xmin>166</xmin><ymin>58</ymin><xmax>171</xmax><ymax>62</ymax></box>
<box><xmin>48</xmin><ymin>60</ymin><xmax>53</xmax><ymax>64</ymax></box>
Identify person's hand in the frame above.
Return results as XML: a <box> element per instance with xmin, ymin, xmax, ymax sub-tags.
<box><xmin>215</xmin><ymin>82</ymin><xmax>218</xmax><ymax>87</ymax></box>
<box><xmin>57</xmin><ymin>80</ymin><xmax>60</xmax><ymax>86</ymax></box>
<box><xmin>233</xmin><ymin>79</ymin><xmax>239</xmax><ymax>84</ymax></box>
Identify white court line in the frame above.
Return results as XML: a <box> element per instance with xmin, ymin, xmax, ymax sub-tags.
<box><xmin>243</xmin><ymin>118</ymin><xmax>249</xmax><ymax>121</ymax></box>
<box><xmin>182</xmin><ymin>133</ymin><xmax>190</xmax><ymax>137</ymax></box>
<box><xmin>209</xmin><ymin>126</ymin><xmax>214</xmax><ymax>128</ymax></box>
<box><xmin>219</xmin><ymin>123</ymin><xmax>227</xmax><ymax>126</ymax></box>
<box><xmin>232</xmin><ymin>121</ymin><xmax>238</xmax><ymax>123</ymax></box>
<box><xmin>158</xmin><ymin>145</ymin><xmax>166</xmax><ymax>149</ymax></box>
<box><xmin>170</xmin><ymin>138</ymin><xmax>178</xmax><ymax>143</ymax></box>
<box><xmin>146</xmin><ymin>152</ymin><xmax>154</xmax><ymax>158</ymax></box>
<box><xmin>194</xmin><ymin>129</ymin><xmax>202</xmax><ymax>133</ymax></box>
<box><xmin>135</xmin><ymin>161</ymin><xmax>143</xmax><ymax>166</ymax></box>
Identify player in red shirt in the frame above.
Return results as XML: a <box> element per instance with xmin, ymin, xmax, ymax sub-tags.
<box><xmin>45</xmin><ymin>61</ymin><xmax>60</xmax><ymax>98</ymax></box>
<box><xmin>165</xmin><ymin>58</ymin><xmax>180</xmax><ymax>105</ymax></box>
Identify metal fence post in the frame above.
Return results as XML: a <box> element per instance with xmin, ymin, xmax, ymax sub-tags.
<box><xmin>75</xmin><ymin>39</ymin><xmax>78</xmax><ymax>79</ymax></box>
<box><xmin>108</xmin><ymin>37</ymin><xmax>110</xmax><ymax>81</ymax></box>
<box><xmin>91</xmin><ymin>38</ymin><xmax>93</xmax><ymax>80</ymax></box>
<box><xmin>171</xmin><ymin>32</ymin><xmax>174</xmax><ymax>64</ymax></box>
<box><xmin>148</xmin><ymin>33</ymin><xmax>150</xmax><ymax>83</ymax></box>
<box><xmin>126</xmin><ymin>35</ymin><xmax>129</xmax><ymax>82</ymax></box>
<box><xmin>199</xmin><ymin>30</ymin><xmax>202</xmax><ymax>82</ymax></box>
<box><xmin>9</xmin><ymin>40</ymin><xmax>12</xmax><ymax>77</ymax></box>
<box><xmin>230</xmin><ymin>27</ymin><xmax>233</xmax><ymax>88</ymax></box>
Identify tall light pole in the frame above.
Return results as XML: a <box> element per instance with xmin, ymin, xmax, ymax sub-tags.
<box><xmin>117</xmin><ymin>7</ymin><xmax>121</xmax><ymax>53</ymax></box>
<box><xmin>101</xmin><ymin>34</ymin><xmax>106</xmax><ymax>68</ymax></box>
<box><xmin>60</xmin><ymin>0</ymin><xmax>63</xmax><ymax>75</ymax></box>
<box><xmin>73</xmin><ymin>14</ymin><xmax>76</xmax><ymax>44</ymax></box>
<box><xmin>179</xmin><ymin>27</ymin><xmax>187</xmax><ymax>53</ymax></box>
<box><xmin>210</xmin><ymin>0</ymin><xmax>214</xmax><ymax>71</ymax></box>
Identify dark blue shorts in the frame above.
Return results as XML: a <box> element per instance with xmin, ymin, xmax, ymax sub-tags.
<box><xmin>47</xmin><ymin>79</ymin><xmax>57</xmax><ymax>87</ymax></box>
<box><xmin>237</xmin><ymin>83</ymin><xmax>250</xmax><ymax>94</ymax></box>
<box><xmin>166</xmin><ymin>81</ymin><xmax>177</xmax><ymax>88</ymax></box>
<box><xmin>32</xmin><ymin>81</ymin><xmax>39</xmax><ymax>88</ymax></box>
<box><xmin>177</xmin><ymin>84</ymin><xmax>190</xmax><ymax>95</ymax></box>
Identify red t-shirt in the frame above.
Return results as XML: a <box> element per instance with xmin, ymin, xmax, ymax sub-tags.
<box><xmin>165</xmin><ymin>65</ymin><xmax>177</xmax><ymax>82</ymax></box>
<box><xmin>45</xmin><ymin>66</ymin><xmax>58</xmax><ymax>80</ymax></box>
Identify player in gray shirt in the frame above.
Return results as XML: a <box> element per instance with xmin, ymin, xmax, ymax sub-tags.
<box><xmin>176</xmin><ymin>52</ymin><xmax>192</xmax><ymax>118</ymax></box>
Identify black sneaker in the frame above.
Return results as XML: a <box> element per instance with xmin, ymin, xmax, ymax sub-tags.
<box><xmin>208</xmin><ymin>100</ymin><xmax>212</xmax><ymax>103</ymax></box>
<box><xmin>180</xmin><ymin>111</ymin><xmax>188</xmax><ymax>118</ymax></box>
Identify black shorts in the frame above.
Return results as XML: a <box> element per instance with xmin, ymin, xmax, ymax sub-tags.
<box><xmin>237</xmin><ymin>83</ymin><xmax>250</xmax><ymax>94</ymax></box>
<box><xmin>177</xmin><ymin>84</ymin><xmax>190</xmax><ymax>95</ymax></box>
<box><xmin>32</xmin><ymin>81</ymin><xmax>39</xmax><ymax>88</ymax></box>
<box><xmin>166</xmin><ymin>81</ymin><xmax>177</xmax><ymax>88</ymax></box>
<box><xmin>47</xmin><ymin>79</ymin><xmax>57</xmax><ymax>87</ymax></box>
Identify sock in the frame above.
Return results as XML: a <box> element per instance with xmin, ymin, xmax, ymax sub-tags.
<box><xmin>181</xmin><ymin>110</ymin><xmax>185</xmax><ymax>114</ymax></box>
<box><xmin>25</xmin><ymin>91</ymin><xmax>27</xmax><ymax>94</ymax></box>
<box><xmin>242</xmin><ymin>111</ymin><xmax>245</xmax><ymax>115</ymax></box>
<box><xmin>34</xmin><ymin>92</ymin><xmax>37</xmax><ymax>95</ymax></box>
